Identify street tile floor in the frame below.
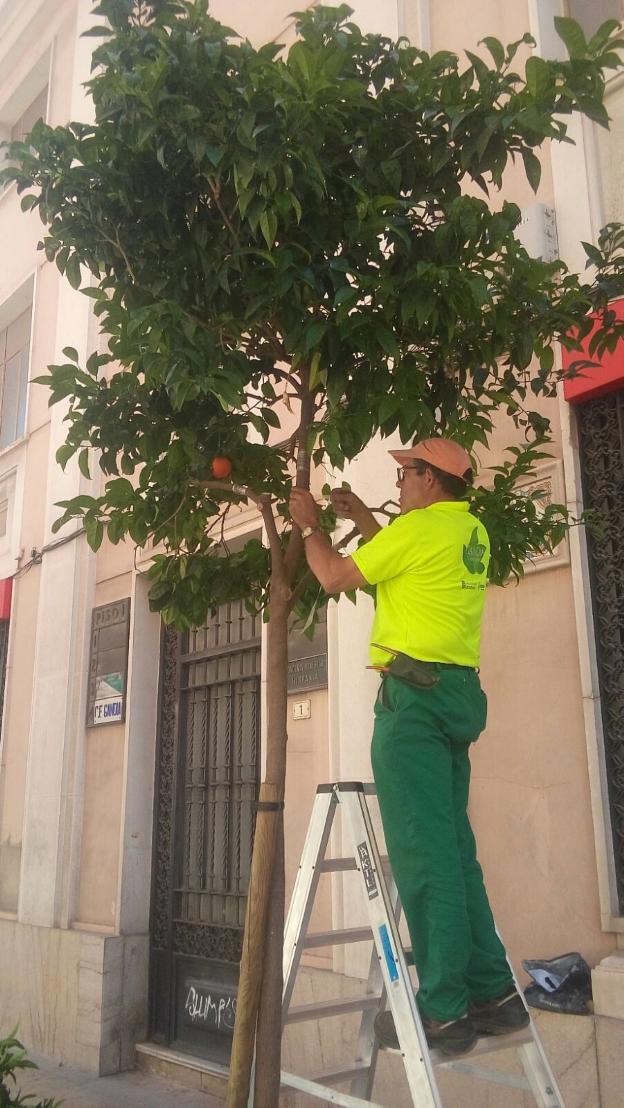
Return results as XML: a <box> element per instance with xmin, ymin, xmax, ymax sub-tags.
<box><xmin>17</xmin><ymin>1052</ymin><xmax>223</xmax><ymax>1108</ymax></box>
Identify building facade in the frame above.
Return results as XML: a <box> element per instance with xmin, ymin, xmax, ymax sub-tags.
<box><xmin>0</xmin><ymin>0</ymin><xmax>623</xmax><ymax>1104</ymax></box>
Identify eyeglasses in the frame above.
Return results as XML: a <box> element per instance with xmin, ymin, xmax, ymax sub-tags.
<box><xmin>396</xmin><ymin>465</ymin><xmax>424</xmax><ymax>482</ymax></box>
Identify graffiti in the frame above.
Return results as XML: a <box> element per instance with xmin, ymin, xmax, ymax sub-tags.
<box><xmin>184</xmin><ymin>984</ymin><xmax>236</xmax><ymax>1032</ymax></box>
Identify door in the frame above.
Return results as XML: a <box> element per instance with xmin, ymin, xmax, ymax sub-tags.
<box><xmin>149</xmin><ymin>600</ymin><xmax>260</xmax><ymax>1061</ymax></box>
<box><xmin>578</xmin><ymin>388</ymin><xmax>624</xmax><ymax>911</ymax></box>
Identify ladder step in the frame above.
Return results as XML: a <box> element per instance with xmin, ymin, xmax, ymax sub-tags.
<box><xmin>281</xmin><ymin>1069</ymin><xmax>386</xmax><ymax>1107</ymax></box>
<box><xmin>382</xmin><ymin>1025</ymin><xmax>534</xmax><ymax>1064</ymax></box>
<box><xmin>303</xmin><ymin>927</ymin><xmax>373</xmax><ymax>948</ymax></box>
<box><xmin>319</xmin><ymin>856</ymin><xmax>390</xmax><ymax>873</ymax></box>
<box><xmin>436</xmin><ymin>1026</ymin><xmax>534</xmax><ymax>1062</ymax></box>
<box><xmin>285</xmin><ymin>994</ymin><xmax>382</xmax><ymax>1023</ymax></box>
<box><xmin>310</xmin><ymin>1061</ymin><xmax>370</xmax><ymax>1086</ymax></box>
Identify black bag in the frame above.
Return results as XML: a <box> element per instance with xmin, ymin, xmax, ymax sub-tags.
<box><xmin>373</xmin><ymin>645</ymin><xmax>440</xmax><ymax>689</ymax></box>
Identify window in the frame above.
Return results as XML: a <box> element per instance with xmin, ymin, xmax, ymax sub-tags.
<box><xmin>0</xmin><ymin>49</ymin><xmax>50</xmax><ymax>179</ymax></box>
<box><xmin>566</xmin><ymin>0</ymin><xmax>623</xmax><ymax>36</ymax></box>
<box><xmin>9</xmin><ymin>86</ymin><xmax>48</xmax><ymax>145</ymax></box>
<box><xmin>0</xmin><ymin>306</ymin><xmax>31</xmax><ymax>450</ymax></box>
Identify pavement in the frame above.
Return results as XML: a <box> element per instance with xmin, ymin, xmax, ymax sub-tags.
<box><xmin>16</xmin><ymin>1052</ymin><xmax>224</xmax><ymax>1108</ymax></box>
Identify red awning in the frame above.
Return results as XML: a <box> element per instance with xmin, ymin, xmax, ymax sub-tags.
<box><xmin>562</xmin><ymin>296</ymin><xmax>624</xmax><ymax>404</ymax></box>
<box><xmin>0</xmin><ymin>578</ymin><xmax>12</xmax><ymax>621</ymax></box>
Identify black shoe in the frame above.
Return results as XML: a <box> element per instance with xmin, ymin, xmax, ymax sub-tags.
<box><xmin>374</xmin><ymin>1009</ymin><xmax>477</xmax><ymax>1056</ymax></box>
<box><xmin>470</xmin><ymin>987</ymin><xmax>530</xmax><ymax>1035</ymax></box>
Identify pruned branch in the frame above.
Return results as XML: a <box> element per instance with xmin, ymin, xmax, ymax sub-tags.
<box><xmin>260</xmin><ymin>497</ymin><xmax>283</xmax><ymax>569</ymax></box>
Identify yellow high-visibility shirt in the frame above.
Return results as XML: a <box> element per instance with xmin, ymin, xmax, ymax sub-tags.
<box><xmin>351</xmin><ymin>501</ymin><xmax>489</xmax><ymax>668</ymax></box>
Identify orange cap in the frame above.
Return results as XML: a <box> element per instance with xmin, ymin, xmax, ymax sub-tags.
<box><xmin>389</xmin><ymin>438</ymin><xmax>473</xmax><ymax>482</ymax></box>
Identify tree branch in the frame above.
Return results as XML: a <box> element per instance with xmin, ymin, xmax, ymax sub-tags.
<box><xmin>207</xmin><ymin>175</ymin><xmax>240</xmax><ymax>245</ymax></box>
<box><xmin>261</xmin><ymin>497</ymin><xmax>284</xmax><ymax>569</ymax></box>
<box><xmin>284</xmin><ymin>369</ymin><xmax>316</xmax><ymax>582</ymax></box>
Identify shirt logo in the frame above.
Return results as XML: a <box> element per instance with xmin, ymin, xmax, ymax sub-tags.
<box><xmin>462</xmin><ymin>527</ymin><xmax>486</xmax><ymax>575</ymax></box>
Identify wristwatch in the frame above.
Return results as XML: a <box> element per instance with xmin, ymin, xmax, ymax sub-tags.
<box><xmin>301</xmin><ymin>525</ymin><xmax>320</xmax><ymax>540</ymax></box>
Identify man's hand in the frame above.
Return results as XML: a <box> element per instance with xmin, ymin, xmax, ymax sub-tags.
<box><xmin>330</xmin><ymin>488</ymin><xmax>366</xmax><ymax>520</ymax></box>
<box><xmin>289</xmin><ymin>489</ymin><xmax>321</xmax><ymax>530</ymax></box>
<box><xmin>330</xmin><ymin>488</ymin><xmax>382</xmax><ymax>542</ymax></box>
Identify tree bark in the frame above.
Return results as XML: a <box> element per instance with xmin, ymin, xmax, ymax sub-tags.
<box><xmin>253</xmin><ymin>821</ymin><xmax>285</xmax><ymax>1106</ymax></box>
<box><xmin>226</xmin><ymin>585</ymin><xmax>290</xmax><ymax>1108</ymax></box>
<box><xmin>226</xmin><ymin>783</ymin><xmax>281</xmax><ymax>1108</ymax></box>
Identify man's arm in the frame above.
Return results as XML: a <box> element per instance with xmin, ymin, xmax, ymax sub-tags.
<box><xmin>289</xmin><ymin>489</ymin><xmax>368</xmax><ymax>594</ymax></box>
<box><xmin>301</xmin><ymin>531</ymin><xmax>367</xmax><ymax>594</ymax></box>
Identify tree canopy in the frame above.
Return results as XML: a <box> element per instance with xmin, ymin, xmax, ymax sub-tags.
<box><xmin>4</xmin><ymin>1</ymin><xmax>624</xmax><ymax>621</ymax></box>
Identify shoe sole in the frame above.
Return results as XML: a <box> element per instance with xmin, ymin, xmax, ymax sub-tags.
<box><xmin>376</xmin><ymin>1028</ymin><xmax>478</xmax><ymax>1055</ymax></box>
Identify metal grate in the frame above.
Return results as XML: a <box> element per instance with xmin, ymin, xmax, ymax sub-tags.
<box><xmin>0</xmin><ymin>619</ymin><xmax>9</xmax><ymax>734</ymax></box>
<box><xmin>176</xmin><ymin>605</ymin><xmax>260</xmax><ymax>931</ymax></box>
<box><xmin>578</xmin><ymin>390</ymin><xmax>624</xmax><ymax>911</ymax></box>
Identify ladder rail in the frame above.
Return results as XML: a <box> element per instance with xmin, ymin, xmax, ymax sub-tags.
<box><xmin>282</xmin><ymin>787</ymin><xmax>337</xmax><ymax>1016</ymax></box>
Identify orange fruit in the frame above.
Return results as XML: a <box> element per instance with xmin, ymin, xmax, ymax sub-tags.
<box><xmin>211</xmin><ymin>455</ymin><xmax>232</xmax><ymax>479</ymax></box>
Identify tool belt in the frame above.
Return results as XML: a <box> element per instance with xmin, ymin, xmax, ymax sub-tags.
<box><xmin>370</xmin><ymin>645</ymin><xmax>440</xmax><ymax>689</ymax></box>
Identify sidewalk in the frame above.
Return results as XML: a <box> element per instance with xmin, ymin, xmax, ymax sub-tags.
<box><xmin>17</xmin><ymin>1052</ymin><xmax>224</xmax><ymax>1108</ymax></box>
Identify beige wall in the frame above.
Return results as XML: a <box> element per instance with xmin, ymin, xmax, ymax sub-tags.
<box><xmin>478</xmin><ymin>564</ymin><xmax>616</xmax><ymax>971</ymax></box>
<box><xmin>76</xmin><ymin>725</ymin><xmax>125</xmax><ymax>929</ymax></box>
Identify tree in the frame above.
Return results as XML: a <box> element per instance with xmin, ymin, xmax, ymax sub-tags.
<box><xmin>4</xmin><ymin>2</ymin><xmax>624</xmax><ymax>1102</ymax></box>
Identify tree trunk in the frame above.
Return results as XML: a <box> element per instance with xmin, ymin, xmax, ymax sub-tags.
<box><xmin>227</xmin><ymin>385</ymin><xmax>313</xmax><ymax>1107</ymax></box>
<box><xmin>253</xmin><ymin>822</ymin><xmax>285</xmax><ymax>1105</ymax></box>
<box><xmin>226</xmin><ymin>584</ymin><xmax>290</xmax><ymax>1108</ymax></box>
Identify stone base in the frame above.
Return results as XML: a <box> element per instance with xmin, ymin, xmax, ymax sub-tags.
<box><xmin>592</xmin><ymin>951</ymin><xmax>624</xmax><ymax>1019</ymax></box>
<box><xmin>136</xmin><ymin>1042</ymin><xmax>228</xmax><ymax>1099</ymax></box>
<box><xmin>0</xmin><ymin>918</ymin><xmax>148</xmax><ymax>1075</ymax></box>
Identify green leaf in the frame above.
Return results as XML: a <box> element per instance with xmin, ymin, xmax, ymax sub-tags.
<box><xmin>521</xmin><ymin>148</ymin><xmax>542</xmax><ymax>192</ymax></box>
<box><xmin>309</xmin><ymin>350</ymin><xmax>326</xmax><ymax>390</ymax></box>
<box><xmin>289</xmin><ymin>41</ymin><xmax>310</xmax><ymax>81</ymax></box>
<box><xmin>304</xmin><ymin>319</ymin><xmax>326</xmax><ymax>351</ymax></box>
<box><xmin>65</xmin><ymin>254</ymin><xmax>82</xmax><ymax>290</ymax></box>
<box><xmin>525</xmin><ymin>56</ymin><xmax>550</xmax><ymax>100</ymax></box>
<box><xmin>78</xmin><ymin>448</ymin><xmax>91</xmax><ymax>479</ymax></box>
<box><xmin>577</xmin><ymin>97</ymin><xmax>609</xmax><ymax>128</ymax></box>
<box><xmin>55</xmin><ymin>443</ymin><xmax>74</xmax><ymax>470</ymax></box>
<box><xmin>376</xmin><ymin>325</ymin><xmax>398</xmax><ymax>357</ymax></box>
<box><xmin>205</xmin><ymin>145</ymin><xmax>225</xmax><ymax>167</ymax></box>
<box><xmin>480</xmin><ymin>37</ymin><xmax>505</xmax><ymax>70</ymax></box>
<box><xmin>259</xmin><ymin>209</ymin><xmax>277</xmax><ymax>249</ymax></box>
<box><xmin>554</xmin><ymin>16</ymin><xmax>587</xmax><ymax>59</ymax></box>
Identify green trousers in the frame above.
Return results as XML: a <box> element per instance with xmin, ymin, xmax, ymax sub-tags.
<box><xmin>371</xmin><ymin>667</ymin><xmax>513</xmax><ymax>1022</ymax></box>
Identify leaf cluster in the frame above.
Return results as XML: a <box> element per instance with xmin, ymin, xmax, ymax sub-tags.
<box><xmin>3</xmin><ymin>3</ymin><xmax>624</xmax><ymax>622</ymax></box>
<box><xmin>0</xmin><ymin>1030</ymin><xmax>62</xmax><ymax>1108</ymax></box>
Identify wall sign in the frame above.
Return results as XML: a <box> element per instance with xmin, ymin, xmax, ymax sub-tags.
<box><xmin>87</xmin><ymin>598</ymin><xmax>131</xmax><ymax>727</ymax></box>
<box><xmin>287</xmin><ymin>653</ymin><xmax>328</xmax><ymax>692</ymax></box>
<box><xmin>287</xmin><ymin>604</ymin><xmax>328</xmax><ymax>693</ymax></box>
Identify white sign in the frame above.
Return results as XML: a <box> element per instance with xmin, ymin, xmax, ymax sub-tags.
<box><xmin>93</xmin><ymin>695</ymin><xmax>123</xmax><ymax>724</ymax></box>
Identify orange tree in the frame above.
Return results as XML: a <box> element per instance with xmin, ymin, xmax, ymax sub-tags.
<box><xmin>4</xmin><ymin>3</ymin><xmax>624</xmax><ymax>1103</ymax></box>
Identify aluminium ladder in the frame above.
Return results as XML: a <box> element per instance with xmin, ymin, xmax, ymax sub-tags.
<box><xmin>279</xmin><ymin>781</ymin><xmax>565</xmax><ymax>1108</ymax></box>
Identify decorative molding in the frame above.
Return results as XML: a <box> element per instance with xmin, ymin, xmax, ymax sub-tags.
<box><xmin>517</xmin><ymin>460</ymin><xmax>571</xmax><ymax>574</ymax></box>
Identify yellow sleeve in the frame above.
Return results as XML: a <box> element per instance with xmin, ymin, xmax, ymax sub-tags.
<box><xmin>351</xmin><ymin>515</ymin><xmax>422</xmax><ymax>585</ymax></box>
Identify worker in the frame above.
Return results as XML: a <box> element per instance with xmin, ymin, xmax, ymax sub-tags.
<box><xmin>289</xmin><ymin>437</ymin><xmax>529</xmax><ymax>1057</ymax></box>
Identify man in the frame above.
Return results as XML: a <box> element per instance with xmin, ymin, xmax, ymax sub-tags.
<box><xmin>289</xmin><ymin>437</ymin><xmax>529</xmax><ymax>1057</ymax></box>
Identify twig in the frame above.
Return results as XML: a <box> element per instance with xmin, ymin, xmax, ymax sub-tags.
<box><xmin>287</xmin><ymin>568</ymin><xmax>314</xmax><ymax>612</ymax></box>
<box><xmin>207</xmin><ymin>175</ymin><xmax>240</xmax><ymax>245</ymax></box>
<box><xmin>114</xmin><ymin>228</ymin><xmax>139</xmax><ymax>284</ymax></box>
